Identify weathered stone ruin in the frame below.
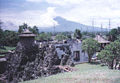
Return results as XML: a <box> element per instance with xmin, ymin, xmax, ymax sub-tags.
<box><xmin>56</xmin><ymin>44</ymin><xmax>74</xmax><ymax>66</ymax></box>
<box><xmin>0</xmin><ymin>29</ymin><xmax>74</xmax><ymax>83</ymax></box>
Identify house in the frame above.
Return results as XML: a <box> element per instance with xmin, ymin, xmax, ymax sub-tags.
<box><xmin>94</xmin><ymin>35</ymin><xmax>110</xmax><ymax>49</ymax></box>
<box><xmin>55</xmin><ymin>39</ymin><xmax>88</xmax><ymax>63</ymax></box>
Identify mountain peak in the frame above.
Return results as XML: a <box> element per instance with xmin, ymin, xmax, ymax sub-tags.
<box><xmin>40</xmin><ymin>16</ymin><xmax>105</xmax><ymax>32</ymax></box>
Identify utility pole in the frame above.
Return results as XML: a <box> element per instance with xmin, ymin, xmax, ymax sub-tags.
<box><xmin>109</xmin><ymin>19</ymin><xmax>111</xmax><ymax>32</ymax></box>
<box><xmin>106</xmin><ymin>26</ymin><xmax>108</xmax><ymax>33</ymax></box>
<box><xmin>92</xmin><ymin>18</ymin><xmax>95</xmax><ymax>35</ymax></box>
<box><xmin>100</xmin><ymin>23</ymin><xmax>103</xmax><ymax>35</ymax></box>
<box><xmin>101</xmin><ymin>23</ymin><xmax>103</xmax><ymax>32</ymax></box>
<box><xmin>86</xmin><ymin>26</ymin><xmax>88</xmax><ymax>32</ymax></box>
<box><xmin>53</xmin><ymin>23</ymin><xmax>55</xmax><ymax>35</ymax></box>
<box><xmin>80</xmin><ymin>24</ymin><xmax>82</xmax><ymax>32</ymax></box>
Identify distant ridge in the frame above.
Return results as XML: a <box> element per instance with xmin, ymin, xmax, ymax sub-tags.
<box><xmin>39</xmin><ymin>16</ymin><xmax>107</xmax><ymax>32</ymax></box>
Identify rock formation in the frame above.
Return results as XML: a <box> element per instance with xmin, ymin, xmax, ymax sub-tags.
<box><xmin>0</xmin><ymin>30</ymin><xmax>74</xmax><ymax>83</ymax></box>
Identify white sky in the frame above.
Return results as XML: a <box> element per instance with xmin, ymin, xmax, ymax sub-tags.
<box><xmin>0</xmin><ymin>0</ymin><xmax>120</xmax><ymax>30</ymax></box>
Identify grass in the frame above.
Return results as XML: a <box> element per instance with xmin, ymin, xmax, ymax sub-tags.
<box><xmin>20</xmin><ymin>63</ymin><xmax>120</xmax><ymax>83</ymax></box>
<box><xmin>0</xmin><ymin>46</ymin><xmax>15</xmax><ymax>56</ymax></box>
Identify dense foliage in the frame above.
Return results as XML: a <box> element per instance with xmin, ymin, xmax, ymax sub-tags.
<box><xmin>108</xmin><ymin>27</ymin><xmax>120</xmax><ymax>41</ymax></box>
<box><xmin>55</xmin><ymin>33</ymin><xmax>68</xmax><ymax>41</ymax></box>
<box><xmin>98</xmin><ymin>40</ymin><xmax>120</xmax><ymax>69</ymax></box>
<box><xmin>36</xmin><ymin>32</ymin><xmax>52</xmax><ymax>41</ymax></box>
<box><xmin>18</xmin><ymin>23</ymin><xmax>39</xmax><ymax>34</ymax></box>
<box><xmin>82</xmin><ymin>31</ymin><xmax>95</xmax><ymax>38</ymax></box>
<box><xmin>0</xmin><ymin>29</ymin><xmax>18</xmax><ymax>47</ymax></box>
<box><xmin>82</xmin><ymin>38</ymin><xmax>100</xmax><ymax>63</ymax></box>
<box><xmin>74</xmin><ymin>29</ymin><xmax>82</xmax><ymax>39</ymax></box>
<box><xmin>0</xmin><ymin>21</ymin><xmax>19</xmax><ymax>47</ymax></box>
<box><xmin>3</xmin><ymin>30</ymin><xmax>19</xmax><ymax>46</ymax></box>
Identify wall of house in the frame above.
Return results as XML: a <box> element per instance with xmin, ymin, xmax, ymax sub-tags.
<box><xmin>70</xmin><ymin>40</ymin><xmax>88</xmax><ymax>62</ymax></box>
<box><xmin>55</xmin><ymin>40</ymin><xmax>89</xmax><ymax>63</ymax></box>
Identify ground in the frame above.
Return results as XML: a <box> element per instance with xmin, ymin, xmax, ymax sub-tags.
<box><xmin>19</xmin><ymin>63</ymin><xmax>120</xmax><ymax>83</ymax></box>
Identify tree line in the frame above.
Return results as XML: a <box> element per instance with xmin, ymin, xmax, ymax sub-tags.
<box><xmin>0</xmin><ymin>23</ymin><xmax>40</xmax><ymax>47</ymax></box>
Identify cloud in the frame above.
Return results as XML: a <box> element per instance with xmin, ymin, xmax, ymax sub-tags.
<box><xmin>26</xmin><ymin>0</ymin><xmax>43</xmax><ymax>2</ymax></box>
<box><xmin>56</xmin><ymin>0</ymin><xmax>120</xmax><ymax>28</ymax></box>
<box><xmin>26</xmin><ymin>0</ymin><xmax>84</xmax><ymax>5</ymax></box>
<box><xmin>26</xmin><ymin>0</ymin><xmax>120</xmax><ymax>28</ymax></box>
<box><xmin>0</xmin><ymin>7</ymin><xmax>58</xmax><ymax>30</ymax></box>
<box><xmin>1</xmin><ymin>0</ymin><xmax>120</xmax><ymax>30</ymax></box>
<box><xmin>46</xmin><ymin>0</ymin><xmax>84</xmax><ymax>6</ymax></box>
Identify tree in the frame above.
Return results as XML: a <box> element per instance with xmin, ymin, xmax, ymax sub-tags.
<box><xmin>82</xmin><ymin>38</ymin><xmax>100</xmax><ymax>63</ymax></box>
<box><xmin>74</xmin><ymin>29</ymin><xmax>82</xmax><ymax>39</ymax></box>
<box><xmin>30</xmin><ymin>26</ymin><xmax>39</xmax><ymax>35</ymax></box>
<box><xmin>108</xmin><ymin>27</ymin><xmax>120</xmax><ymax>41</ymax></box>
<box><xmin>18</xmin><ymin>23</ymin><xmax>28</xmax><ymax>33</ymax></box>
<box><xmin>0</xmin><ymin>21</ymin><xmax>5</xmax><ymax>47</ymax></box>
<box><xmin>18</xmin><ymin>23</ymin><xmax>39</xmax><ymax>35</ymax></box>
<box><xmin>98</xmin><ymin>40</ymin><xmax>120</xmax><ymax>69</ymax></box>
<box><xmin>0</xmin><ymin>20</ymin><xmax>19</xmax><ymax>47</ymax></box>
<box><xmin>4</xmin><ymin>30</ymin><xmax>19</xmax><ymax>46</ymax></box>
<box><xmin>36</xmin><ymin>32</ymin><xmax>52</xmax><ymax>41</ymax></box>
<box><xmin>118</xmin><ymin>27</ymin><xmax>120</xmax><ymax>34</ymax></box>
<box><xmin>0</xmin><ymin>28</ymin><xmax>4</xmax><ymax>47</ymax></box>
<box><xmin>55</xmin><ymin>34</ymin><xmax>67</xmax><ymax>41</ymax></box>
<box><xmin>67</xmin><ymin>34</ymin><xmax>72</xmax><ymax>39</ymax></box>
<box><xmin>117</xmin><ymin>35</ymin><xmax>120</xmax><ymax>41</ymax></box>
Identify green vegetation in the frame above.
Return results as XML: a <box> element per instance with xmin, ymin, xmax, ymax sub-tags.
<box><xmin>55</xmin><ymin>32</ymin><xmax>72</xmax><ymax>41</ymax></box>
<box><xmin>18</xmin><ymin>23</ymin><xmax>28</xmax><ymax>33</ymax></box>
<box><xmin>0</xmin><ymin>46</ymin><xmax>15</xmax><ymax>53</ymax></box>
<box><xmin>29</xmin><ymin>26</ymin><xmax>39</xmax><ymax>35</ymax></box>
<box><xmin>0</xmin><ymin>29</ymin><xmax>19</xmax><ymax>47</ymax></box>
<box><xmin>74</xmin><ymin>29</ymin><xmax>82</xmax><ymax>39</ymax></box>
<box><xmin>82</xmin><ymin>38</ymin><xmax>100</xmax><ymax>63</ymax></box>
<box><xmin>108</xmin><ymin>27</ymin><xmax>120</xmax><ymax>41</ymax></box>
<box><xmin>36</xmin><ymin>32</ymin><xmax>52</xmax><ymax>41</ymax></box>
<box><xmin>20</xmin><ymin>63</ymin><xmax>120</xmax><ymax>83</ymax></box>
<box><xmin>0</xmin><ymin>21</ymin><xmax>19</xmax><ymax>47</ymax></box>
<box><xmin>55</xmin><ymin>34</ymin><xmax>68</xmax><ymax>41</ymax></box>
<box><xmin>98</xmin><ymin>27</ymin><xmax>120</xmax><ymax>69</ymax></box>
<box><xmin>0</xmin><ymin>46</ymin><xmax>15</xmax><ymax>56</ymax></box>
<box><xmin>18</xmin><ymin>23</ymin><xmax>39</xmax><ymax>34</ymax></box>
<box><xmin>82</xmin><ymin>31</ymin><xmax>95</xmax><ymax>39</ymax></box>
<box><xmin>98</xmin><ymin>40</ymin><xmax>120</xmax><ymax>69</ymax></box>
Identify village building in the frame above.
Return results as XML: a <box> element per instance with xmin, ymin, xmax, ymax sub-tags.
<box><xmin>94</xmin><ymin>35</ymin><xmax>110</xmax><ymax>50</ymax></box>
<box><xmin>55</xmin><ymin>39</ymin><xmax>88</xmax><ymax>63</ymax></box>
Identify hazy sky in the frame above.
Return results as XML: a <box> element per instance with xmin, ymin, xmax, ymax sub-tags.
<box><xmin>0</xmin><ymin>0</ymin><xmax>120</xmax><ymax>30</ymax></box>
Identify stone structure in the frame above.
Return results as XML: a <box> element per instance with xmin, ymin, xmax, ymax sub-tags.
<box><xmin>16</xmin><ymin>29</ymin><xmax>36</xmax><ymax>53</ymax></box>
<box><xmin>19</xmin><ymin>29</ymin><xmax>36</xmax><ymax>45</ymax></box>
<box><xmin>1</xmin><ymin>30</ymin><xmax>74</xmax><ymax>83</ymax></box>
